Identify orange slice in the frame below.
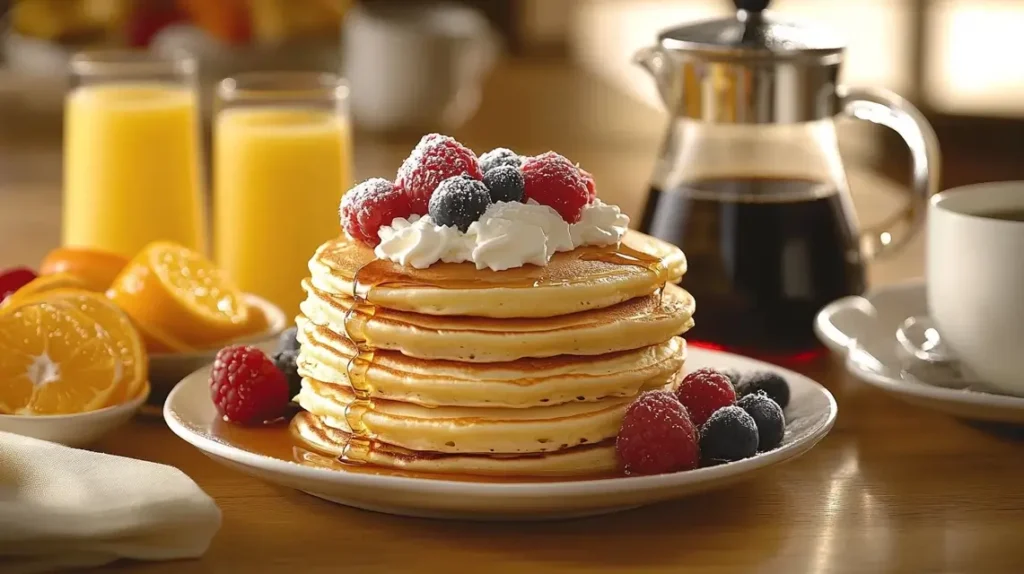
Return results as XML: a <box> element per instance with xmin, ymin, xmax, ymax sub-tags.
<box><xmin>41</xmin><ymin>247</ymin><xmax>129</xmax><ymax>292</ymax></box>
<box><xmin>240</xmin><ymin>300</ymin><xmax>270</xmax><ymax>336</ymax></box>
<box><xmin>135</xmin><ymin>318</ymin><xmax>194</xmax><ymax>354</ymax></box>
<box><xmin>1</xmin><ymin>272</ymin><xmax>88</xmax><ymax>310</ymax></box>
<box><xmin>107</xmin><ymin>241</ymin><xmax>250</xmax><ymax>348</ymax></box>
<box><xmin>25</xmin><ymin>289</ymin><xmax>148</xmax><ymax>406</ymax></box>
<box><xmin>0</xmin><ymin>296</ymin><xmax>143</xmax><ymax>414</ymax></box>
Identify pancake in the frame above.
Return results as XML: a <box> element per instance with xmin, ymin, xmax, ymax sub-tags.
<box><xmin>297</xmin><ymin>319</ymin><xmax>686</xmax><ymax>408</ymax></box>
<box><xmin>293</xmin><ymin>412</ymin><xmax>620</xmax><ymax>477</ymax></box>
<box><xmin>309</xmin><ymin>230</ymin><xmax>687</xmax><ymax>318</ymax></box>
<box><xmin>298</xmin><ymin>377</ymin><xmax>672</xmax><ymax>455</ymax></box>
<box><xmin>299</xmin><ymin>280</ymin><xmax>694</xmax><ymax>362</ymax></box>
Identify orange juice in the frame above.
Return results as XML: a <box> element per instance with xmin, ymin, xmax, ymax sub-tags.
<box><xmin>63</xmin><ymin>83</ymin><xmax>207</xmax><ymax>258</ymax></box>
<box><xmin>214</xmin><ymin>107</ymin><xmax>351</xmax><ymax>317</ymax></box>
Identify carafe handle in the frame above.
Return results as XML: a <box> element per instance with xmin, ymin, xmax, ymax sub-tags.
<box><xmin>839</xmin><ymin>87</ymin><xmax>941</xmax><ymax>260</ymax></box>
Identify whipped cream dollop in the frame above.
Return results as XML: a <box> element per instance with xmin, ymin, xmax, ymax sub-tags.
<box><xmin>374</xmin><ymin>199</ymin><xmax>630</xmax><ymax>271</ymax></box>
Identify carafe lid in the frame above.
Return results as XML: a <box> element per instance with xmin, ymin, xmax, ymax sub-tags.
<box><xmin>657</xmin><ymin>0</ymin><xmax>844</xmax><ymax>64</ymax></box>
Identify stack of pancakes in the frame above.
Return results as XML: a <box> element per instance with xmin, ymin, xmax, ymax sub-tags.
<box><xmin>293</xmin><ymin>230</ymin><xmax>694</xmax><ymax>477</ymax></box>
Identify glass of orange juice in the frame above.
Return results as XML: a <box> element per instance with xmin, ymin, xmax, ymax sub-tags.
<box><xmin>214</xmin><ymin>72</ymin><xmax>352</xmax><ymax>319</ymax></box>
<box><xmin>63</xmin><ymin>51</ymin><xmax>207</xmax><ymax>259</ymax></box>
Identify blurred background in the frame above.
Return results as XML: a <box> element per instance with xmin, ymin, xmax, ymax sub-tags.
<box><xmin>2</xmin><ymin>0</ymin><xmax>1023</xmax><ymax>267</ymax></box>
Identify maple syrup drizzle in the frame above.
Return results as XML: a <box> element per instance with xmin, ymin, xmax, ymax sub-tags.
<box><xmin>332</xmin><ymin>243</ymin><xmax>667</xmax><ymax>293</ymax></box>
<box><xmin>329</xmin><ymin>241</ymin><xmax>666</xmax><ymax>465</ymax></box>
<box><xmin>339</xmin><ymin>264</ymin><xmax>377</xmax><ymax>463</ymax></box>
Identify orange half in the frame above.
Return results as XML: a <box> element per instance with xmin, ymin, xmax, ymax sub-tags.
<box><xmin>41</xmin><ymin>246</ymin><xmax>129</xmax><ymax>292</ymax></box>
<box><xmin>108</xmin><ymin>241</ymin><xmax>251</xmax><ymax>348</ymax></box>
<box><xmin>0</xmin><ymin>299</ymin><xmax>137</xmax><ymax>414</ymax></box>
<box><xmin>1</xmin><ymin>272</ymin><xmax>88</xmax><ymax>310</ymax></box>
<box><xmin>24</xmin><ymin>289</ymin><xmax>148</xmax><ymax>406</ymax></box>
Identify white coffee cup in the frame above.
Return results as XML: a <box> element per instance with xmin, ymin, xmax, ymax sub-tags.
<box><xmin>927</xmin><ymin>181</ymin><xmax>1024</xmax><ymax>396</ymax></box>
<box><xmin>342</xmin><ymin>2</ymin><xmax>499</xmax><ymax>132</ymax></box>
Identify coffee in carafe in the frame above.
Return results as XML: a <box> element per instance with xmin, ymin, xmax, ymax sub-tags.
<box><xmin>634</xmin><ymin>0</ymin><xmax>940</xmax><ymax>359</ymax></box>
<box><xmin>641</xmin><ymin>177</ymin><xmax>865</xmax><ymax>357</ymax></box>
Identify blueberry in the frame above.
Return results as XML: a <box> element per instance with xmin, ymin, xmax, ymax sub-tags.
<box><xmin>737</xmin><ymin>391</ymin><xmax>785</xmax><ymax>451</ymax></box>
<box><xmin>277</xmin><ymin>326</ymin><xmax>299</xmax><ymax>353</ymax></box>
<box><xmin>699</xmin><ymin>406</ymin><xmax>759</xmax><ymax>465</ymax></box>
<box><xmin>479</xmin><ymin>148</ymin><xmax>522</xmax><ymax>173</ymax></box>
<box><xmin>720</xmin><ymin>368</ymin><xmax>742</xmax><ymax>389</ymax></box>
<box><xmin>736</xmin><ymin>371</ymin><xmax>790</xmax><ymax>409</ymax></box>
<box><xmin>428</xmin><ymin>175</ymin><xmax>491</xmax><ymax>232</ymax></box>
<box><xmin>272</xmin><ymin>350</ymin><xmax>303</xmax><ymax>399</ymax></box>
<box><xmin>482</xmin><ymin>165</ymin><xmax>525</xmax><ymax>203</ymax></box>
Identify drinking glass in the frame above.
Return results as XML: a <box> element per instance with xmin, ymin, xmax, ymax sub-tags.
<box><xmin>63</xmin><ymin>50</ymin><xmax>207</xmax><ymax>258</ymax></box>
<box><xmin>214</xmin><ymin>72</ymin><xmax>352</xmax><ymax>319</ymax></box>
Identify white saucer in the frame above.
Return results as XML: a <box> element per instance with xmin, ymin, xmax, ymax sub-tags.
<box><xmin>164</xmin><ymin>348</ymin><xmax>836</xmax><ymax>521</ymax></box>
<box><xmin>815</xmin><ymin>281</ymin><xmax>1024</xmax><ymax>424</ymax></box>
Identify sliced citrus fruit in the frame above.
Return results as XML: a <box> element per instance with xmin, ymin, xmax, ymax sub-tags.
<box><xmin>108</xmin><ymin>241</ymin><xmax>250</xmax><ymax>348</ymax></box>
<box><xmin>41</xmin><ymin>246</ymin><xmax>129</xmax><ymax>292</ymax></box>
<box><xmin>1</xmin><ymin>272</ymin><xmax>89</xmax><ymax>310</ymax></box>
<box><xmin>135</xmin><ymin>317</ymin><xmax>193</xmax><ymax>354</ymax></box>
<box><xmin>0</xmin><ymin>300</ymin><xmax>134</xmax><ymax>414</ymax></box>
<box><xmin>23</xmin><ymin>289</ymin><xmax>148</xmax><ymax>406</ymax></box>
<box><xmin>240</xmin><ymin>300</ymin><xmax>270</xmax><ymax>336</ymax></box>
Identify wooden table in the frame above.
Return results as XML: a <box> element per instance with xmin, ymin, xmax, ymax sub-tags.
<box><xmin>2</xmin><ymin>61</ymin><xmax>1023</xmax><ymax>573</ymax></box>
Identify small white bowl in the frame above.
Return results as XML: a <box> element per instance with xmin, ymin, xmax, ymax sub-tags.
<box><xmin>0</xmin><ymin>382</ymin><xmax>151</xmax><ymax>448</ymax></box>
<box><xmin>148</xmin><ymin>294</ymin><xmax>289</xmax><ymax>401</ymax></box>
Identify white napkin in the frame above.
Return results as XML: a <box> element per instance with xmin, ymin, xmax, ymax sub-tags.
<box><xmin>0</xmin><ymin>431</ymin><xmax>221</xmax><ymax>573</ymax></box>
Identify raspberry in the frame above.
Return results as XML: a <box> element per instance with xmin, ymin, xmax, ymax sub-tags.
<box><xmin>616</xmin><ymin>390</ymin><xmax>699</xmax><ymax>476</ymax></box>
<box><xmin>676</xmin><ymin>368</ymin><xmax>737</xmax><ymax>427</ymax></box>
<box><xmin>396</xmin><ymin>134</ymin><xmax>483</xmax><ymax>214</ymax></box>
<box><xmin>520</xmin><ymin>152</ymin><xmax>590</xmax><ymax>223</ymax></box>
<box><xmin>579</xmin><ymin>168</ymin><xmax>597</xmax><ymax>201</ymax></box>
<box><xmin>0</xmin><ymin>267</ymin><xmax>37</xmax><ymax>304</ymax></box>
<box><xmin>340</xmin><ymin>178</ymin><xmax>412</xmax><ymax>247</ymax></box>
<box><xmin>210</xmin><ymin>345</ymin><xmax>290</xmax><ymax>425</ymax></box>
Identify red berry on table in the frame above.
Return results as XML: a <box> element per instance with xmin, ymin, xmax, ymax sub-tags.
<box><xmin>676</xmin><ymin>367</ymin><xmax>737</xmax><ymax>427</ymax></box>
<box><xmin>0</xmin><ymin>267</ymin><xmax>38</xmax><ymax>304</ymax></box>
<box><xmin>579</xmin><ymin>168</ymin><xmax>597</xmax><ymax>201</ymax></box>
<box><xmin>210</xmin><ymin>345</ymin><xmax>291</xmax><ymax>425</ymax></box>
<box><xmin>616</xmin><ymin>390</ymin><xmax>700</xmax><ymax>476</ymax></box>
<box><xmin>396</xmin><ymin>134</ymin><xmax>483</xmax><ymax>215</ymax></box>
<box><xmin>521</xmin><ymin>152</ymin><xmax>590</xmax><ymax>223</ymax></box>
<box><xmin>340</xmin><ymin>178</ymin><xmax>413</xmax><ymax>247</ymax></box>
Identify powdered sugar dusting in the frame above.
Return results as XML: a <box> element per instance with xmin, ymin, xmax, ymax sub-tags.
<box><xmin>396</xmin><ymin>134</ymin><xmax>483</xmax><ymax>213</ymax></box>
<box><xmin>479</xmin><ymin>147</ymin><xmax>522</xmax><ymax>173</ymax></box>
<box><xmin>339</xmin><ymin>178</ymin><xmax>410</xmax><ymax>246</ymax></box>
<box><xmin>429</xmin><ymin>175</ymin><xmax>491</xmax><ymax>232</ymax></box>
<box><xmin>521</xmin><ymin>152</ymin><xmax>590</xmax><ymax>223</ymax></box>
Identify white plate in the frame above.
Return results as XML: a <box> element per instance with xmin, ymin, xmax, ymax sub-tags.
<box><xmin>148</xmin><ymin>294</ymin><xmax>288</xmax><ymax>401</ymax></box>
<box><xmin>164</xmin><ymin>348</ymin><xmax>836</xmax><ymax>521</ymax></box>
<box><xmin>815</xmin><ymin>281</ymin><xmax>1024</xmax><ymax>424</ymax></box>
<box><xmin>0</xmin><ymin>382</ymin><xmax>150</xmax><ymax>447</ymax></box>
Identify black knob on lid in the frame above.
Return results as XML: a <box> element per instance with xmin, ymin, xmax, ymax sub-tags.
<box><xmin>734</xmin><ymin>0</ymin><xmax>771</xmax><ymax>13</ymax></box>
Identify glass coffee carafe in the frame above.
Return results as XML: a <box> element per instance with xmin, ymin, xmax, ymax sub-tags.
<box><xmin>634</xmin><ymin>0</ymin><xmax>940</xmax><ymax>361</ymax></box>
